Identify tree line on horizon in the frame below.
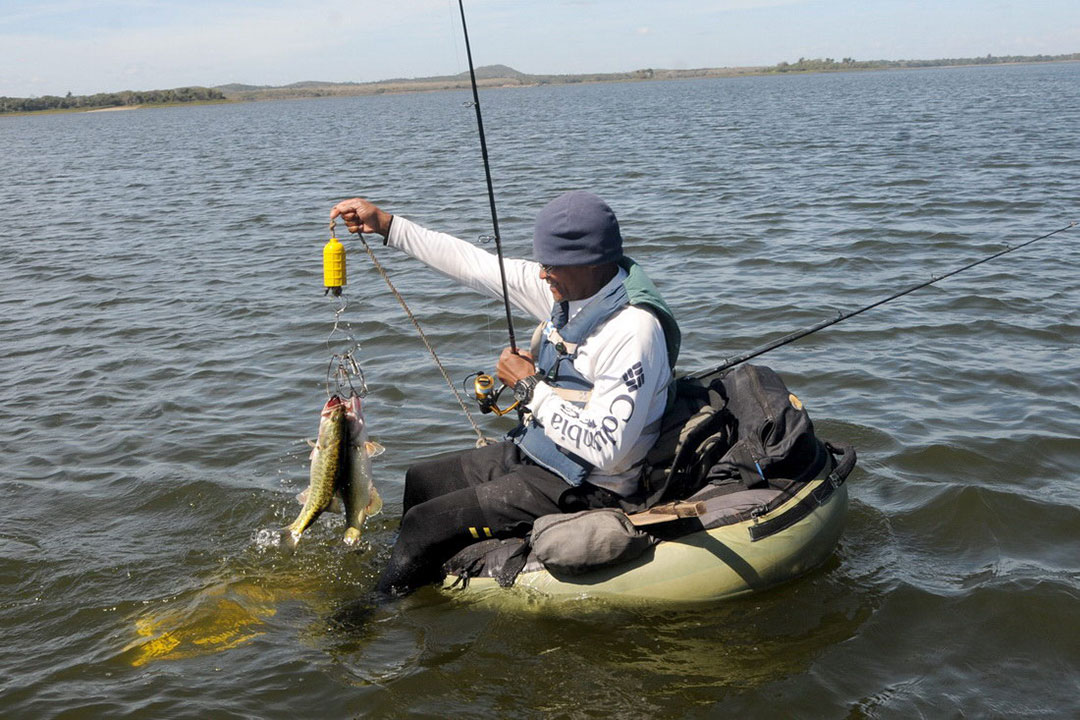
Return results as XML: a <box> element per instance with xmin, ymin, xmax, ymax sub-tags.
<box><xmin>0</xmin><ymin>86</ymin><xmax>225</xmax><ymax>114</ymax></box>
<box><xmin>773</xmin><ymin>52</ymin><xmax>1080</xmax><ymax>72</ymax></box>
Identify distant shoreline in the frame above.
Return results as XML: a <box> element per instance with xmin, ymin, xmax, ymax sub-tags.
<box><xmin>83</xmin><ymin>105</ymin><xmax>142</xmax><ymax>113</ymax></box>
<box><xmin>215</xmin><ymin>55</ymin><xmax>1080</xmax><ymax>104</ymax></box>
<box><xmin>3</xmin><ymin>54</ymin><xmax>1078</xmax><ymax>116</ymax></box>
<box><xmin>0</xmin><ymin>98</ymin><xmax>232</xmax><ymax>117</ymax></box>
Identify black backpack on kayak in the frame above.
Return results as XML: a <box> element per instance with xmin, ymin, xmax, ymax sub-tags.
<box><xmin>642</xmin><ymin>363</ymin><xmax>828</xmax><ymax>505</ymax></box>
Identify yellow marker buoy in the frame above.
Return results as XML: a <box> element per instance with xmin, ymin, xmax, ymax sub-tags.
<box><xmin>323</xmin><ymin>229</ymin><xmax>346</xmax><ymax>296</ymax></box>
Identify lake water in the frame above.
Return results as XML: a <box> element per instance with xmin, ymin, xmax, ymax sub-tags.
<box><xmin>1</xmin><ymin>62</ymin><xmax>1078</xmax><ymax>718</ymax></box>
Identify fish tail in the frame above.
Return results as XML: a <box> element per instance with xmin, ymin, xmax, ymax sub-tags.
<box><xmin>286</xmin><ymin>505</ymin><xmax>324</xmax><ymax>546</ymax></box>
<box><xmin>342</xmin><ymin>526</ymin><xmax>363</xmax><ymax>546</ymax></box>
<box><xmin>281</xmin><ymin>525</ymin><xmax>302</xmax><ymax>548</ymax></box>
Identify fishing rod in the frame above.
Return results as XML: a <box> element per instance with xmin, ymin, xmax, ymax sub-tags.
<box><xmin>692</xmin><ymin>221</ymin><xmax>1077</xmax><ymax>379</ymax></box>
<box><xmin>457</xmin><ymin>0</ymin><xmax>518</xmax><ymax>354</ymax></box>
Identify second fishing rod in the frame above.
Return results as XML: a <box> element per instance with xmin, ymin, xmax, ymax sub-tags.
<box><xmin>693</xmin><ymin>220</ymin><xmax>1077</xmax><ymax>379</ymax></box>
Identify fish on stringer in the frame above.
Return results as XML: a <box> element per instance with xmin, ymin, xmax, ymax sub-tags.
<box><xmin>286</xmin><ymin>395</ymin><xmax>348</xmax><ymax>545</ymax></box>
<box><xmin>289</xmin><ymin>394</ymin><xmax>383</xmax><ymax>545</ymax></box>
<box><xmin>342</xmin><ymin>392</ymin><xmax>383</xmax><ymax>546</ymax></box>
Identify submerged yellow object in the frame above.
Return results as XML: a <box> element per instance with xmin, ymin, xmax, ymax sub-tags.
<box><xmin>323</xmin><ymin>232</ymin><xmax>347</xmax><ymax>296</ymax></box>
<box><xmin>122</xmin><ymin>582</ymin><xmax>277</xmax><ymax>667</ymax></box>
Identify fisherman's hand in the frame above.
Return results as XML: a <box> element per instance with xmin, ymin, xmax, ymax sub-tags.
<box><xmin>331</xmin><ymin>198</ymin><xmax>393</xmax><ymax>238</ymax></box>
<box><xmin>497</xmin><ymin>347</ymin><xmax>536</xmax><ymax>387</ymax></box>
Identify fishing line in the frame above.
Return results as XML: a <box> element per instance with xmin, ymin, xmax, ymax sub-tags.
<box><xmin>695</xmin><ymin>220</ymin><xmax>1078</xmax><ymax>378</ymax></box>
<box><xmin>327</xmin><ymin>2</ymin><xmax>513</xmax><ymax>443</ymax></box>
<box><xmin>353</xmin><ymin>230</ymin><xmax>490</xmax><ymax>446</ymax></box>
<box><xmin>447</xmin><ymin>0</ymin><xmax>463</xmax><ymax>71</ymax></box>
<box><xmin>457</xmin><ymin>0</ymin><xmax>518</xmax><ymax>354</ymax></box>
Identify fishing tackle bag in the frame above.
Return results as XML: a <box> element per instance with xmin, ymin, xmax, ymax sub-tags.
<box><xmin>530</xmin><ymin>508</ymin><xmax>657</xmax><ymax>575</ymax></box>
<box><xmin>442</xmin><ymin>508</ymin><xmax>657</xmax><ymax>585</ymax></box>
<box><xmin>643</xmin><ymin>364</ymin><xmax>825</xmax><ymax>504</ymax></box>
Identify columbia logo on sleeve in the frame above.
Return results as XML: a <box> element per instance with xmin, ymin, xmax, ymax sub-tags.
<box><xmin>621</xmin><ymin>362</ymin><xmax>645</xmax><ymax>391</ymax></box>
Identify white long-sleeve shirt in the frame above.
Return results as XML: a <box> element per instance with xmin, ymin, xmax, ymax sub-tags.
<box><xmin>386</xmin><ymin>216</ymin><xmax>672</xmax><ymax>494</ymax></box>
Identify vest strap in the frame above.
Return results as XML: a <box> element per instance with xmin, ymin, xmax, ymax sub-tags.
<box><xmin>531</xmin><ymin>322</ymin><xmax>583</xmax><ymax>361</ymax></box>
<box><xmin>547</xmin><ymin>328</ymin><xmax>578</xmax><ymax>355</ymax></box>
<box><xmin>530</xmin><ymin>321</ymin><xmax>546</xmax><ymax>359</ymax></box>
<box><xmin>550</xmin><ymin>386</ymin><xmax>591</xmax><ymax>404</ymax></box>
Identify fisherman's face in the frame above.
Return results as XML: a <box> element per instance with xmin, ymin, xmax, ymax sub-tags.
<box><xmin>539</xmin><ymin>263</ymin><xmax>601</xmax><ymax>302</ymax></box>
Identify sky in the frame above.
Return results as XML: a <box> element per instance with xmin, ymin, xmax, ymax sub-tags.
<box><xmin>2</xmin><ymin>0</ymin><xmax>1079</xmax><ymax>97</ymax></box>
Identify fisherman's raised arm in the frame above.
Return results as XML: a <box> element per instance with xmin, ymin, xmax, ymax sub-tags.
<box><xmin>330</xmin><ymin>197</ymin><xmax>551</xmax><ymax>321</ymax></box>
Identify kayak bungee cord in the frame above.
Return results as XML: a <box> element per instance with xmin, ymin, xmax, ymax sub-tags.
<box><xmin>696</xmin><ymin>220</ymin><xmax>1078</xmax><ymax>379</ymax></box>
<box><xmin>457</xmin><ymin>0</ymin><xmax>518</xmax><ymax>354</ymax></box>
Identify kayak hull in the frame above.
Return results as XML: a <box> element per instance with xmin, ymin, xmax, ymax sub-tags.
<box><xmin>443</xmin><ymin>472</ymin><xmax>849</xmax><ymax>603</ymax></box>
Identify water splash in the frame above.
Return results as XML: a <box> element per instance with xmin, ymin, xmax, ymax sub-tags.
<box><xmin>253</xmin><ymin>527</ymin><xmax>283</xmax><ymax>550</ymax></box>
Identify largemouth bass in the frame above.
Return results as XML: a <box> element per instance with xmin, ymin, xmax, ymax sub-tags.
<box><xmin>341</xmin><ymin>393</ymin><xmax>383</xmax><ymax>545</ymax></box>
<box><xmin>287</xmin><ymin>395</ymin><xmax>347</xmax><ymax>545</ymax></box>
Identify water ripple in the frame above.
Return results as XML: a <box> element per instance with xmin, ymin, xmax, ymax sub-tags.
<box><xmin>1</xmin><ymin>62</ymin><xmax>1079</xmax><ymax>718</ymax></box>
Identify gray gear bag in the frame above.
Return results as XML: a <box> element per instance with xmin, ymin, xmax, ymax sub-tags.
<box><xmin>530</xmin><ymin>508</ymin><xmax>656</xmax><ymax>575</ymax></box>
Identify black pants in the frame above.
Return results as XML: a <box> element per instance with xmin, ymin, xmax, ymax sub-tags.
<box><xmin>375</xmin><ymin>441</ymin><xmax>620</xmax><ymax>595</ymax></box>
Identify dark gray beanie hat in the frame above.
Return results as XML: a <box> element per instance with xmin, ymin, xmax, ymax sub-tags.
<box><xmin>532</xmin><ymin>191</ymin><xmax>623</xmax><ymax>266</ymax></box>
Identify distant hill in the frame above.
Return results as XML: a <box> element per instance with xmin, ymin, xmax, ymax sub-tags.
<box><xmin>463</xmin><ymin>64</ymin><xmax>528</xmax><ymax>80</ymax></box>
<box><xmin>210</xmin><ymin>63</ymin><xmax>765</xmax><ymax>101</ymax></box>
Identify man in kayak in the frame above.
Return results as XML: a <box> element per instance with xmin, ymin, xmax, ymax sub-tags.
<box><xmin>331</xmin><ymin>191</ymin><xmax>680</xmax><ymax>595</ymax></box>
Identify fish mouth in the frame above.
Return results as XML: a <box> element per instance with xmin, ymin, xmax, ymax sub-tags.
<box><xmin>321</xmin><ymin>394</ymin><xmax>346</xmax><ymax>418</ymax></box>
